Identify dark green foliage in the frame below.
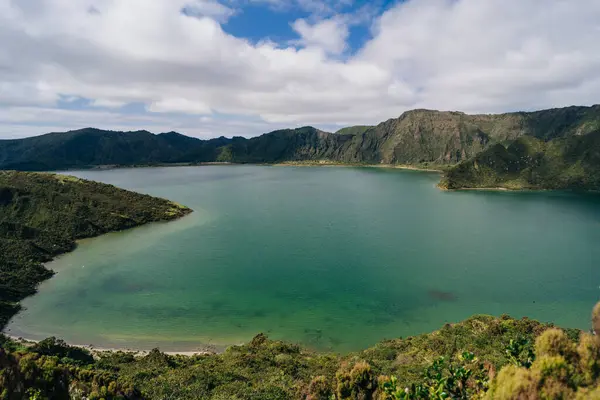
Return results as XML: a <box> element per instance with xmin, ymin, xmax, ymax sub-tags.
<box><xmin>380</xmin><ymin>303</ymin><xmax>600</xmax><ymax>399</ymax></box>
<box><xmin>0</xmin><ymin>171</ymin><xmax>191</xmax><ymax>330</ymax></box>
<box><xmin>335</xmin><ymin>126</ymin><xmax>374</xmax><ymax>136</ymax></box>
<box><xmin>0</xmin><ymin>347</ymin><xmax>142</xmax><ymax>400</ymax></box>
<box><xmin>107</xmin><ymin>316</ymin><xmax>553</xmax><ymax>399</ymax></box>
<box><xmin>357</xmin><ymin>315</ymin><xmax>550</xmax><ymax>386</ymax></box>
<box><xmin>30</xmin><ymin>337</ymin><xmax>94</xmax><ymax>366</ymax></box>
<box><xmin>504</xmin><ymin>337</ymin><xmax>535</xmax><ymax>368</ymax></box>
<box><xmin>486</xmin><ymin>327</ymin><xmax>600</xmax><ymax>399</ymax></box>
<box><xmin>382</xmin><ymin>352</ymin><xmax>489</xmax><ymax>400</ymax></box>
<box><xmin>0</xmin><ymin>311</ymin><xmax>594</xmax><ymax>399</ymax></box>
<box><xmin>522</xmin><ymin>105</ymin><xmax>600</xmax><ymax>140</ymax></box>
<box><xmin>0</xmin><ymin>128</ymin><xmax>224</xmax><ymax>171</ymax></box>
<box><xmin>441</xmin><ymin>131</ymin><xmax>600</xmax><ymax>190</ymax></box>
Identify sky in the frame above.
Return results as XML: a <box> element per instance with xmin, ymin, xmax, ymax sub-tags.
<box><xmin>1</xmin><ymin>0</ymin><xmax>600</xmax><ymax>139</ymax></box>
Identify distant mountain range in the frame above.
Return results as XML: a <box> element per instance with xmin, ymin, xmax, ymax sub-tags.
<box><xmin>2</xmin><ymin>104</ymin><xmax>600</xmax><ymax>190</ymax></box>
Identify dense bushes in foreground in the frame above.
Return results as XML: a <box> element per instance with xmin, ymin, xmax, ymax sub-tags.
<box><xmin>1</xmin><ymin>303</ymin><xmax>599</xmax><ymax>399</ymax></box>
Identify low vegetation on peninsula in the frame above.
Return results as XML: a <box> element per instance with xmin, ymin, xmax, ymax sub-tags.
<box><xmin>0</xmin><ymin>171</ymin><xmax>191</xmax><ymax>329</ymax></box>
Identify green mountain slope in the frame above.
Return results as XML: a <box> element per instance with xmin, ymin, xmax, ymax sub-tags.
<box><xmin>2</xmin><ymin>105</ymin><xmax>600</xmax><ymax>189</ymax></box>
<box><xmin>222</xmin><ymin>126</ymin><xmax>351</xmax><ymax>163</ymax></box>
<box><xmin>0</xmin><ymin>128</ymin><xmax>231</xmax><ymax>170</ymax></box>
<box><xmin>330</xmin><ymin>105</ymin><xmax>600</xmax><ymax>165</ymax></box>
<box><xmin>440</xmin><ymin>131</ymin><xmax>600</xmax><ymax>190</ymax></box>
<box><xmin>334</xmin><ymin>125</ymin><xmax>373</xmax><ymax>136</ymax></box>
<box><xmin>0</xmin><ymin>171</ymin><xmax>191</xmax><ymax>328</ymax></box>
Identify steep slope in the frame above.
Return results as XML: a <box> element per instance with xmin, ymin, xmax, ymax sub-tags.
<box><xmin>440</xmin><ymin>131</ymin><xmax>600</xmax><ymax>190</ymax></box>
<box><xmin>1</xmin><ymin>105</ymin><xmax>599</xmax><ymax>173</ymax></box>
<box><xmin>224</xmin><ymin>126</ymin><xmax>353</xmax><ymax>163</ymax></box>
<box><xmin>335</xmin><ymin>125</ymin><xmax>373</xmax><ymax>136</ymax></box>
<box><xmin>0</xmin><ymin>171</ymin><xmax>192</xmax><ymax>328</ymax></box>
<box><xmin>0</xmin><ymin>128</ymin><xmax>221</xmax><ymax>170</ymax></box>
<box><xmin>334</xmin><ymin>105</ymin><xmax>600</xmax><ymax>165</ymax></box>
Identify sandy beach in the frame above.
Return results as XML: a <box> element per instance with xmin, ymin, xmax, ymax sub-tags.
<box><xmin>4</xmin><ymin>334</ymin><xmax>219</xmax><ymax>357</ymax></box>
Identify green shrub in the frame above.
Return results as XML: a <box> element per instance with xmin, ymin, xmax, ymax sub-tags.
<box><xmin>307</xmin><ymin>375</ymin><xmax>333</xmax><ymax>400</ymax></box>
<box><xmin>31</xmin><ymin>337</ymin><xmax>94</xmax><ymax>365</ymax></box>
<box><xmin>578</xmin><ymin>333</ymin><xmax>600</xmax><ymax>384</ymax></box>
<box><xmin>534</xmin><ymin>329</ymin><xmax>577</xmax><ymax>361</ymax></box>
<box><xmin>336</xmin><ymin>361</ymin><xmax>376</xmax><ymax>400</ymax></box>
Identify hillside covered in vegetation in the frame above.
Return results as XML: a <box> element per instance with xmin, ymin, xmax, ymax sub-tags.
<box><xmin>334</xmin><ymin>126</ymin><xmax>374</xmax><ymax>136</ymax></box>
<box><xmin>1</xmin><ymin>303</ymin><xmax>599</xmax><ymax>399</ymax></box>
<box><xmin>2</xmin><ymin>105</ymin><xmax>600</xmax><ymax>191</ymax></box>
<box><xmin>0</xmin><ymin>171</ymin><xmax>191</xmax><ymax>329</ymax></box>
<box><xmin>440</xmin><ymin>130</ymin><xmax>600</xmax><ymax>190</ymax></box>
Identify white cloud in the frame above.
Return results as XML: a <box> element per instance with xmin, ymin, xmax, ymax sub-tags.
<box><xmin>148</xmin><ymin>98</ymin><xmax>212</xmax><ymax>114</ymax></box>
<box><xmin>0</xmin><ymin>106</ymin><xmax>285</xmax><ymax>139</ymax></box>
<box><xmin>246</xmin><ymin>0</ymin><xmax>351</xmax><ymax>16</ymax></box>
<box><xmin>1</xmin><ymin>0</ymin><xmax>600</xmax><ymax>139</ymax></box>
<box><xmin>291</xmin><ymin>16</ymin><xmax>349</xmax><ymax>54</ymax></box>
<box><xmin>183</xmin><ymin>0</ymin><xmax>237</xmax><ymax>23</ymax></box>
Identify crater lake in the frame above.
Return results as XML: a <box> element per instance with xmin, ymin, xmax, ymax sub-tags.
<box><xmin>6</xmin><ymin>165</ymin><xmax>600</xmax><ymax>352</ymax></box>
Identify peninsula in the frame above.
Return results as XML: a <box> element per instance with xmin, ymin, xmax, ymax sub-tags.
<box><xmin>0</xmin><ymin>170</ymin><xmax>192</xmax><ymax>329</ymax></box>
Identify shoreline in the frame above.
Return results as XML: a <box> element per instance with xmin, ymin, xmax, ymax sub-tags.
<box><xmin>3</xmin><ymin>334</ymin><xmax>219</xmax><ymax>357</ymax></box>
<box><xmin>0</xmin><ymin>173</ymin><xmax>194</xmax><ymax>338</ymax></box>
<box><xmin>272</xmin><ymin>161</ymin><xmax>445</xmax><ymax>173</ymax></box>
<box><xmin>438</xmin><ymin>185</ymin><xmax>556</xmax><ymax>193</ymax></box>
<box><xmin>49</xmin><ymin>161</ymin><xmax>447</xmax><ymax>173</ymax></box>
<box><xmin>1</xmin><ymin>211</ymin><xmax>196</xmax><ymax>347</ymax></box>
<box><xmin>438</xmin><ymin>185</ymin><xmax>512</xmax><ymax>192</ymax></box>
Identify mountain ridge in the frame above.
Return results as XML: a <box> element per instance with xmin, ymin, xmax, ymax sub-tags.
<box><xmin>2</xmin><ymin>104</ymin><xmax>600</xmax><ymax>189</ymax></box>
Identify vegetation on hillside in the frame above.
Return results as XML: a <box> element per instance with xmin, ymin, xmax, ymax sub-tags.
<box><xmin>1</xmin><ymin>303</ymin><xmax>599</xmax><ymax>399</ymax></box>
<box><xmin>440</xmin><ymin>131</ymin><xmax>600</xmax><ymax>190</ymax></box>
<box><xmin>334</xmin><ymin>126</ymin><xmax>373</xmax><ymax>136</ymax></box>
<box><xmin>3</xmin><ymin>105</ymin><xmax>600</xmax><ymax>191</ymax></box>
<box><xmin>0</xmin><ymin>171</ymin><xmax>191</xmax><ymax>329</ymax></box>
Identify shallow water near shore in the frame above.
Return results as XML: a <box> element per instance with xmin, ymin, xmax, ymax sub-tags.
<box><xmin>6</xmin><ymin>165</ymin><xmax>600</xmax><ymax>352</ymax></box>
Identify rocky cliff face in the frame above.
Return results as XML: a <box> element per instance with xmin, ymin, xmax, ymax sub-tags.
<box><xmin>1</xmin><ymin>105</ymin><xmax>599</xmax><ymax>173</ymax></box>
<box><xmin>330</xmin><ymin>105</ymin><xmax>600</xmax><ymax>166</ymax></box>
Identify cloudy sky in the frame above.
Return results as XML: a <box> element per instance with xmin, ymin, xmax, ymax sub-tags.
<box><xmin>1</xmin><ymin>0</ymin><xmax>599</xmax><ymax>139</ymax></box>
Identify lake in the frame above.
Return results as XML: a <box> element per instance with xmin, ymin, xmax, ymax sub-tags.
<box><xmin>6</xmin><ymin>165</ymin><xmax>600</xmax><ymax>352</ymax></box>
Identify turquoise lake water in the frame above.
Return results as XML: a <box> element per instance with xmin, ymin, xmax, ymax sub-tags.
<box><xmin>6</xmin><ymin>165</ymin><xmax>600</xmax><ymax>352</ymax></box>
